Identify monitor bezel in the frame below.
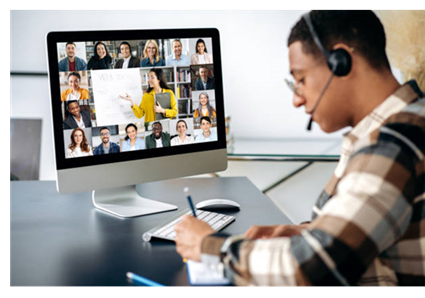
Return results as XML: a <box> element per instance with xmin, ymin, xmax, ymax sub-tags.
<box><xmin>46</xmin><ymin>28</ymin><xmax>226</xmax><ymax>171</ymax></box>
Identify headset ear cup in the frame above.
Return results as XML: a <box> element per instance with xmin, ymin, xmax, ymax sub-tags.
<box><xmin>328</xmin><ymin>48</ymin><xmax>352</xmax><ymax>76</ymax></box>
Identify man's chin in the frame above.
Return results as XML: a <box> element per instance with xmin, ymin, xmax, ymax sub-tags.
<box><xmin>317</xmin><ymin>121</ymin><xmax>346</xmax><ymax>134</ymax></box>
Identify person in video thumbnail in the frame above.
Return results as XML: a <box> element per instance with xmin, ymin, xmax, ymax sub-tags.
<box><xmin>193</xmin><ymin>92</ymin><xmax>216</xmax><ymax>119</ymax></box>
<box><xmin>171</xmin><ymin>120</ymin><xmax>194</xmax><ymax>146</ymax></box>
<box><xmin>120</xmin><ymin>68</ymin><xmax>177</xmax><ymax>122</ymax></box>
<box><xmin>195</xmin><ymin>65</ymin><xmax>215</xmax><ymax>91</ymax></box>
<box><xmin>190</xmin><ymin>39</ymin><xmax>213</xmax><ymax>65</ymax></box>
<box><xmin>87</xmin><ymin>42</ymin><xmax>112</xmax><ymax>70</ymax></box>
<box><xmin>61</xmin><ymin>72</ymin><xmax>90</xmax><ymax>101</ymax></box>
<box><xmin>195</xmin><ymin>116</ymin><xmax>217</xmax><ymax>143</ymax></box>
<box><xmin>140</xmin><ymin>40</ymin><xmax>165</xmax><ymax>67</ymax></box>
<box><xmin>121</xmin><ymin>123</ymin><xmax>146</xmax><ymax>152</ymax></box>
<box><xmin>165</xmin><ymin>39</ymin><xmax>190</xmax><ymax>66</ymax></box>
<box><xmin>66</xmin><ymin>128</ymin><xmax>93</xmax><ymax>158</ymax></box>
<box><xmin>114</xmin><ymin>42</ymin><xmax>140</xmax><ymax>69</ymax></box>
<box><xmin>145</xmin><ymin>122</ymin><xmax>171</xmax><ymax>149</ymax></box>
<box><xmin>63</xmin><ymin>100</ymin><xmax>92</xmax><ymax>130</ymax></box>
<box><xmin>58</xmin><ymin>42</ymin><xmax>87</xmax><ymax>72</ymax></box>
<box><xmin>93</xmin><ymin>127</ymin><xmax>120</xmax><ymax>155</ymax></box>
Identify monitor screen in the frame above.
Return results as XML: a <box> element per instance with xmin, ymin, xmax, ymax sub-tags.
<box><xmin>47</xmin><ymin>29</ymin><xmax>226</xmax><ymax>171</ymax></box>
<box><xmin>46</xmin><ymin>29</ymin><xmax>227</xmax><ymax>202</ymax></box>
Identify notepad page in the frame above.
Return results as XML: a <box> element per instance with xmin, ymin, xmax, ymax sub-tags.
<box><xmin>186</xmin><ymin>260</ymin><xmax>230</xmax><ymax>286</ymax></box>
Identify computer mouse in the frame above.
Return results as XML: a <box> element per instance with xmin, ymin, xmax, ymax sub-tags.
<box><xmin>196</xmin><ymin>199</ymin><xmax>241</xmax><ymax>211</ymax></box>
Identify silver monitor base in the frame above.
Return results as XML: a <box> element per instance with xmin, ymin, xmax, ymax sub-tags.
<box><xmin>92</xmin><ymin>185</ymin><xmax>178</xmax><ymax>218</ymax></box>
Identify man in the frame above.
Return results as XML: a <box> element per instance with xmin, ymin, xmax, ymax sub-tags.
<box><xmin>175</xmin><ymin>11</ymin><xmax>425</xmax><ymax>286</ymax></box>
<box><xmin>114</xmin><ymin>42</ymin><xmax>140</xmax><ymax>69</ymax></box>
<box><xmin>58</xmin><ymin>42</ymin><xmax>87</xmax><ymax>72</ymax></box>
<box><xmin>93</xmin><ymin>127</ymin><xmax>120</xmax><ymax>155</ymax></box>
<box><xmin>195</xmin><ymin>66</ymin><xmax>215</xmax><ymax>91</ymax></box>
<box><xmin>63</xmin><ymin>100</ymin><xmax>92</xmax><ymax>130</ymax></box>
<box><xmin>194</xmin><ymin>116</ymin><xmax>217</xmax><ymax>143</ymax></box>
<box><xmin>145</xmin><ymin>122</ymin><xmax>171</xmax><ymax>149</ymax></box>
<box><xmin>165</xmin><ymin>39</ymin><xmax>190</xmax><ymax>66</ymax></box>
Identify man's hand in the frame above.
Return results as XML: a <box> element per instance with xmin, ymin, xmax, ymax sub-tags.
<box><xmin>174</xmin><ymin>215</ymin><xmax>215</xmax><ymax>262</ymax></box>
<box><xmin>244</xmin><ymin>223</ymin><xmax>309</xmax><ymax>239</ymax></box>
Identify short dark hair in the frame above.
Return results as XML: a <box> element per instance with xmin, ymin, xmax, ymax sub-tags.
<box><xmin>67</xmin><ymin>100</ymin><xmax>79</xmax><ymax>109</ymax></box>
<box><xmin>119</xmin><ymin>41</ymin><xmax>132</xmax><ymax>53</ymax></box>
<box><xmin>200</xmin><ymin>116</ymin><xmax>211</xmax><ymax>124</ymax></box>
<box><xmin>100</xmin><ymin>127</ymin><xmax>110</xmax><ymax>133</ymax></box>
<box><xmin>287</xmin><ymin>10</ymin><xmax>391</xmax><ymax>70</ymax></box>
<box><xmin>152</xmin><ymin>122</ymin><xmax>162</xmax><ymax>128</ymax></box>
<box><xmin>66</xmin><ymin>42</ymin><xmax>76</xmax><ymax>47</ymax></box>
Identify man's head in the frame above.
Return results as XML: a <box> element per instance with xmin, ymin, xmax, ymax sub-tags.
<box><xmin>152</xmin><ymin>122</ymin><xmax>163</xmax><ymax>139</ymax></box>
<box><xmin>66</xmin><ymin>42</ymin><xmax>76</xmax><ymax>58</ymax></box>
<box><xmin>172</xmin><ymin>40</ymin><xmax>183</xmax><ymax>58</ymax></box>
<box><xmin>199</xmin><ymin>66</ymin><xmax>209</xmax><ymax>82</ymax></box>
<box><xmin>287</xmin><ymin>10</ymin><xmax>393</xmax><ymax>133</ymax></box>
<box><xmin>99</xmin><ymin>127</ymin><xmax>110</xmax><ymax>144</ymax></box>
<box><xmin>120</xmin><ymin>42</ymin><xmax>132</xmax><ymax>59</ymax></box>
<box><xmin>67</xmin><ymin>100</ymin><xmax>81</xmax><ymax>118</ymax></box>
<box><xmin>200</xmin><ymin>116</ymin><xmax>211</xmax><ymax>133</ymax></box>
<box><xmin>288</xmin><ymin>11</ymin><xmax>390</xmax><ymax>72</ymax></box>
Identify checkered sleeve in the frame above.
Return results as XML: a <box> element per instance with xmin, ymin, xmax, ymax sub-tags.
<box><xmin>201</xmin><ymin>123</ymin><xmax>422</xmax><ymax>285</ymax></box>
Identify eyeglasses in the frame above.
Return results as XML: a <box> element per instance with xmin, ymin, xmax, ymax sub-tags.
<box><xmin>284</xmin><ymin>78</ymin><xmax>302</xmax><ymax>97</ymax></box>
<box><xmin>284</xmin><ymin>56</ymin><xmax>329</xmax><ymax>97</ymax></box>
<box><xmin>100</xmin><ymin>132</ymin><xmax>110</xmax><ymax>136</ymax></box>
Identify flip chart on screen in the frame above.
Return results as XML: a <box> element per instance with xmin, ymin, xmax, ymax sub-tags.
<box><xmin>91</xmin><ymin>68</ymin><xmax>143</xmax><ymax>126</ymax></box>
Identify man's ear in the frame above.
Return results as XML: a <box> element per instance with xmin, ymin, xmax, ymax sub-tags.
<box><xmin>330</xmin><ymin>43</ymin><xmax>355</xmax><ymax>79</ymax></box>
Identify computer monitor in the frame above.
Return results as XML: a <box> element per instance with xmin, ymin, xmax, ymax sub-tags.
<box><xmin>46</xmin><ymin>28</ymin><xmax>227</xmax><ymax>218</ymax></box>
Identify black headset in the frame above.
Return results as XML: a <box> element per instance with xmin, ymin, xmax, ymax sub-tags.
<box><xmin>302</xmin><ymin>12</ymin><xmax>352</xmax><ymax>77</ymax></box>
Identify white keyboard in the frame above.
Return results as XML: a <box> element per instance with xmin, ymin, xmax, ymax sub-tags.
<box><xmin>142</xmin><ymin>209</ymin><xmax>235</xmax><ymax>242</ymax></box>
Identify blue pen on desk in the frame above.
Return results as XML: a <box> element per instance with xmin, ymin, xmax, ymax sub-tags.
<box><xmin>126</xmin><ymin>272</ymin><xmax>164</xmax><ymax>287</ymax></box>
<box><xmin>184</xmin><ymin>187</ymin><xmax>197</xmax><ymax>218</ymax></box>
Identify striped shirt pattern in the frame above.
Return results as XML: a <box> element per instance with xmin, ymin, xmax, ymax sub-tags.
<box><xmin>201</xmin><ymin>80</ymin><xmax>425</xmax><ymax>286</ymax></box>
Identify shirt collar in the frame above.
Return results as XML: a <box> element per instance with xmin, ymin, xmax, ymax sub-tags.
<box><xmin>345</xmin><ymin>80</ymin><xmax>421</xmax><ymax>144</ymax></box>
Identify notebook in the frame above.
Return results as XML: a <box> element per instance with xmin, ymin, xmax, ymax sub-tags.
<box><xmin>155</xmin><ymin>93</ymin><xmax>171</xmax><ymax>120</ymax></box>
<box><xmin>186</xmin><ymin>260</ymin><xmax>230</xmax><ymax>286</ymax></box>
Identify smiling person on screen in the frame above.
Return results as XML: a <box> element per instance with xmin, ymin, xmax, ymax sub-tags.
<box><xmin>120</xmin><ymin>68</ymin><xmax>177</xmax><ymax>123</ymax></box>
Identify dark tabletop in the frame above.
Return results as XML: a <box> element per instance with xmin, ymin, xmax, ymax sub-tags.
<box><xmin>11</xmin><ymin>177</ymin><xmax>292</xmax><ymax>286</ymax></box>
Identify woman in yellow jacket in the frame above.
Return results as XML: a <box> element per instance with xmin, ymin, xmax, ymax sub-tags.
<box><xmin>120</xmin><ymin>68</ymin><xmax>177</xmax><ymax>123</ymax></box>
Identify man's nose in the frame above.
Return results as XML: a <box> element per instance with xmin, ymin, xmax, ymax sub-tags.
<box><xmin>293</xmin><ymin>94</ymin><xmax>306</xmax><ymax>108</ymax></box>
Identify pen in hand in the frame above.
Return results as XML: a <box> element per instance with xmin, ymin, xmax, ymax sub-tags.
<box><xmin>184</xmin><ymin>187</ymin><xmax>197</xmax><ymax>218</ymax></box>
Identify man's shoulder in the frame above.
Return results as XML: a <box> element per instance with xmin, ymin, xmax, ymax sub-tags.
<box><xmin>381</xmin><ymin>97</ymin><xmax>425</xmax><ymax>157</ymax></box>
<box><xmin>389</xmin><ymin>96</ymin><xmax>425</xmax><ymax>122</ymax></box>
<box><xmin>111</xmin><ymin>142</ymin><xmax>120</xmax><ymax>148</ymax></box>
<box><xmin>353</xmin><ymin>97</ymin><xmax>425</xmax><ymax>164</ymax></box>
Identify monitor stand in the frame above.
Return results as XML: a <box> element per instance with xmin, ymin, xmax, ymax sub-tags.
<box><xmin>92</xmin><ymin>185</ymin><xmax>178</xmax><ymax>218</ymax></box>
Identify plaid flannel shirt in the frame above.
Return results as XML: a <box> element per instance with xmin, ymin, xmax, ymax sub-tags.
<box><xmin>201</xmin><ymin>80</ymin><xmax>425</xmax><ymax>286</ymax></box>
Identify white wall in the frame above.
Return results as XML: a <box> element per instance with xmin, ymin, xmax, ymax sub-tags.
<box><xmin>11</xmin><ymin>10</ymin><xmax>346</xmax><ymax>180</ymax></box>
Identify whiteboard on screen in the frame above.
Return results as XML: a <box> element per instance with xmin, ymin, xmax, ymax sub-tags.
<box><xmin>91</xmin><ymin>68</ymin><xmax>143</xmax><ymax>126</ymax></box>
